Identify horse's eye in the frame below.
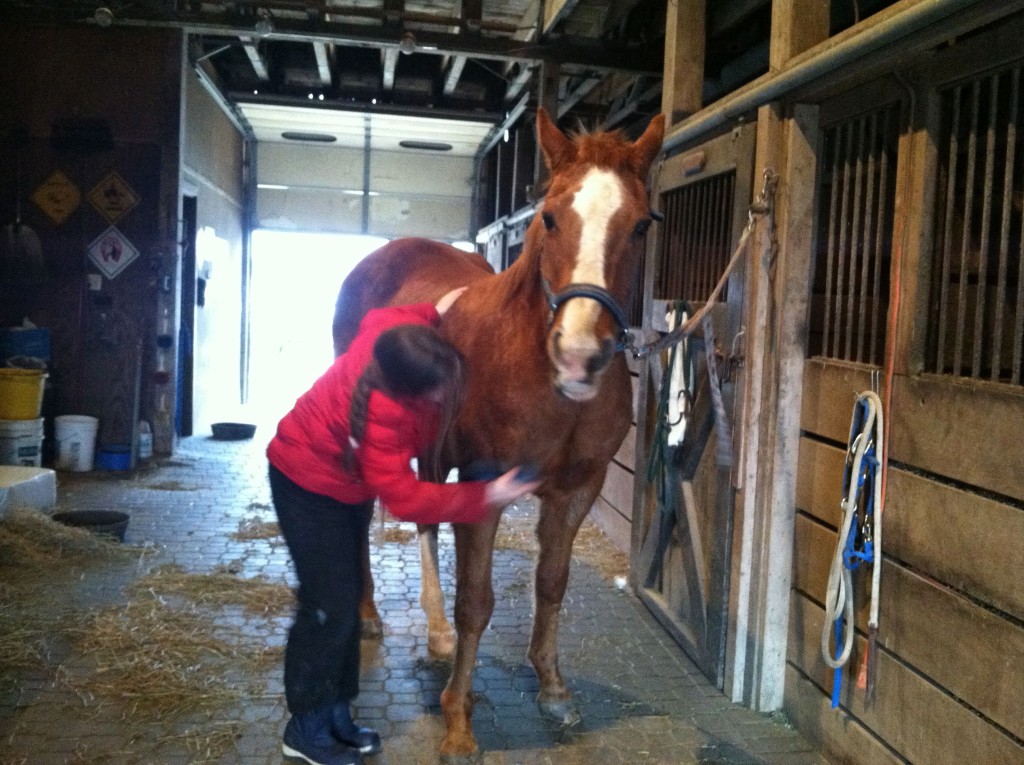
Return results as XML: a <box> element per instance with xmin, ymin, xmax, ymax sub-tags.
<box><xmin>542</xmin><ymin>212</ymin><xmax>556</xmax><ymax>231</ymax></box>
<box><xmin>633</xmin><ymin>219</ymin><xmax>651</xmax><ymax>238</ymax></box>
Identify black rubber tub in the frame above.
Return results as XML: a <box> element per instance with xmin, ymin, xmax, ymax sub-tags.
<box><xmin>52</xmin><ymin>510</ymin><xmax>130</xmax><ymax>542</ymax></box>
<box><xmin>211</xmin><ymin>422</ymin><xmax>257</xmax><ymax>440</ymax></box>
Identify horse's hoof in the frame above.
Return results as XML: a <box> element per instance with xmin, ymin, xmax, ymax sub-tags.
<box><xmin>538</xmin><ymin>696</ymin><xmax>582</xmax><ymax>727</ymax></box>
<box><xmin>439</xmin><ymin>751</ymin><xmax>483</xmax><ymax>765</ymax></box>
<box><xmin>427</xmin><ymin>628</ymin><xmax>457</xmax><ymax>659</ymax></box>
<box><xmin>361</xmin><ymin>617</ymin><xmax>383</xmax><ymax>639</ymax></box>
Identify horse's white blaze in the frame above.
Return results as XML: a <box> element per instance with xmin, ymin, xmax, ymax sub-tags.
<box><xmin>559</xmin><ymin>167</ymin><xmax>623</xmax><ymax>356</ymax></box>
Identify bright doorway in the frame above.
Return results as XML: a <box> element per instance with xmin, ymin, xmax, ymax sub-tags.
<box><xmin>246</xmin><ymin>230</ymin><xmax>387</xmax><ymax>431</ymax></box>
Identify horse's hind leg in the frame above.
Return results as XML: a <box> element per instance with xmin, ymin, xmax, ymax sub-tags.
<box><xmin>417</xmin><ymin>523</ymin><xmax>456</xmax><ymax>659</ymax></box>
<box><xmin>528</xmin><ymin>487</ymin><xmax>595</xmax><ymax>726</ymax></box>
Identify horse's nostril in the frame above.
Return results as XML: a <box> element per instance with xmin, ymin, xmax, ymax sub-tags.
<box><xmin>585</xmin><ymin>338</ymin><xmax>615</xmax><ymax>376</ymax></box>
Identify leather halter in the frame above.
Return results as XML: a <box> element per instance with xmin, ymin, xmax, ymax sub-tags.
<box><xmin>538</xmin><ymin>208</ymin><xmax>661</xmax><ymax>354</ymax></box>
<box><xmin>540</xmin><ymin>277</ymin><xmax>632</xmax><ymax>351</ymax></box>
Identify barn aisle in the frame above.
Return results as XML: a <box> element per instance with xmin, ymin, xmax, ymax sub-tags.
<box><xmin>0</xmin><ymin>434</ymin><xmax>829</xmax><ymax>765</ymax></box>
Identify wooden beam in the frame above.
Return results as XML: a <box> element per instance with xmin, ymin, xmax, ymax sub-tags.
<box><xmin>381</xmin><ymin>46</ymin><xmax>398</xmax><ymax>90</ymax></box>
<box><xmin>312</xmin><ymin>41</ymin><xmax>332</xmax><ymax>86</ymax></box>
<box><xmin>240</xmin><ymin>37</ymin><xmax>270</xmax><ymax>81</ymax></box>
<box><xmin>443</xmin><ymin>54</ymin><xmax>468</xmax><ymax>95</ymax></box>
<box><xmin>543</xmin><ymin>0</ymin><xmax>579</xmax><ymax>35</ymax></box>
<box><xmin>505</xmin><ymin>62</ymin><xmax>535</xmax><ymax>102</ymax></box>
<box><xmin>662</xmin><ymin>0</ymin><xmax>705</xmax><ymax>126</ymax></box>
<box><xmin>557</xmin><ymin>72</ymin><xmax>604</xmax><ymax>118</ymax></box>
<box><xmin>535</xmin><ymin>57</ymin><xmax>560</xmax><ymax>188</ymax></box>
<box><xmin>730</xmin><ymin>0</ymin><xmax>830</xmax><ymax>711</ymax></box>
<box><xmin>769</xmin><ymin>0</ymin><xmax>830</xmax><ymax>70</ymax></box>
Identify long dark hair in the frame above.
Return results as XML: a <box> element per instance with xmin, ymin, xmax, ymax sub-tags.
<box><xmin>344</xmin><ymin>324</ymin><xmax>467</xmax><ymax>480</ymax></box>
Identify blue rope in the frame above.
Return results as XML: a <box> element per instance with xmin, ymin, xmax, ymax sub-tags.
<box><xmin>831</xmin><ymin>397</ymin><xmax>878</xmax><ymax>709</ymax></box>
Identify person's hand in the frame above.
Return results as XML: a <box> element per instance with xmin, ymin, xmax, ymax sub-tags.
<box><xmin>484</xmin><ymin>467</ymin><xmax>541</xmax><ymax>508</ymax></box>
<box><xmin>435</xmin><ymin>286</ymin><xmax>468</xmax><ymax>317</ymax></box>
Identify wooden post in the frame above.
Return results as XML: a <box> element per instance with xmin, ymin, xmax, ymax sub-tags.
<box><xmin>534</xmin><ymin>57</ymin><xmax>560</xmax><ymax>192</ymax></box>
<box><xmin>662</xmin><ymin>0</ymin><xmax>705</xmax><ymax>127</ymax></box>
<box><xmin>730</xmin><ymin>0</ymin><xmax>829</xmax><ymax>711</ymax></box>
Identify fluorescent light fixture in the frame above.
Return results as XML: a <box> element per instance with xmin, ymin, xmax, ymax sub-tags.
<box><xmin>257</xmin><ymin>183</ymin><xmax>289</xmax><ymax>190</ymax></box>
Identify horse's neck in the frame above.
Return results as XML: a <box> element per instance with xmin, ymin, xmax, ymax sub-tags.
<box><xmin>493</xmin><ymin>244</ymin><xmax>543</xmax><ymax>309</ymax></box>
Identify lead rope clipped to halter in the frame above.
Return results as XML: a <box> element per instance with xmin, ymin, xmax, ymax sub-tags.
<box><xmin>821</xmin><ymin>389</ymin><xmax>884</xmax><ymax>709</ymax></box>
<box><xmin>627</xmin><ymin>168</ymin><xmax>778</xmax><ymax>359</ymax></box>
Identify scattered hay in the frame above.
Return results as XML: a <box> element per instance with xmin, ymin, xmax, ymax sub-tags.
<box><xmin>0</xmin><ymin>507</ymin><xmax>148</xmax><ymax>692</ymax></box>
<box><xmin>157</xmin><ymin>721</ymin><xmax>245</xmax><ymax>764</ymax></box>
<box><xmin>573</xmin><ymin>519</ymin><xmax>630</xmax><ymax>582</ymax></box>
<box><xmin>230</xmin><ymin>516</ymin><xmax>280</xmax><ymax>541</ymax></box>
<box><xmin>246</xmin><ymin>501</ymin><xmax>271</xmax><ymax>511</ymax></box>
<box><xmin>130</xmin><ymin>563</ymin><xmax>295</xmax><ymax>617</ymax></box>
<box><xmin>376</xmin><ymin>526</ymin><xmax>416</xmax><ymax>545</ymax></box>
<box><xmin>62</xmin><ymin>595</ymin><xmax>281</xmax><ymax>722</ymax></box>
<box><xmin>494</xmin><ymin>521</ymin><xmax>536</xmax><ymax>554</ymax></box>
<box><xmin>0</xmin><ymin>506</ymin><xmax>139</xmax><ymax>571</ymax></box>
<box><xmin>492</xmin><ymin>511</ymin><xmax>628</xmax><ymax>583</ymax></box>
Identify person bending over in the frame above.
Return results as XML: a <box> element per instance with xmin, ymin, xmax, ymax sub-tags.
<box><xmin>267</xmin><ymin>288</ymin><xmax>538</xmax><ymax>765</ymax></box>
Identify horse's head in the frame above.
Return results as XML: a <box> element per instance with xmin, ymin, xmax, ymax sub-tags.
<box><xmin>532</xmin><ymin>108</ymin><xmax>665</xmax><ymax>402</ymax></box>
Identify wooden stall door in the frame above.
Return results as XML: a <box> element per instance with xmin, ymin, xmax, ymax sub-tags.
<box><xmin>633</xmin><ymin>124</ymin><xmax>755</xmax><ymax>687</ymax></box>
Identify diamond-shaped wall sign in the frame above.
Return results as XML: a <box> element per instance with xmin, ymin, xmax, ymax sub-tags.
<box><xmin>88</xmin><ymin>171</ymin><xmax>139</xmax><ymax>224</ymax></box>
<box><xmin>87</xmin><ymin>227</ymin><xmax>139</xmax><ymax>280</ymax></box>
<box><xmin>31</xmin><ymin>170</ymin><xmax>81</xmax><ymax>225</ymax></box>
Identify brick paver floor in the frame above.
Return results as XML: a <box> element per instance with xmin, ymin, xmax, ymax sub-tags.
<box><xmin>0</xmin><ymin>433</ymin><xmax>831</xmax><ymax>765</ymax></box>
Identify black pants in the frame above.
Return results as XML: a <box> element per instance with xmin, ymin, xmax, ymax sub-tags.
<box><xmin>269</xmin><ymin>463</ymin><xmax>373</xmax><ymax>715</ymax></box>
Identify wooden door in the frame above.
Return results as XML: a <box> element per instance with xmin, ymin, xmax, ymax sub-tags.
<box><xmin>633</xmin><ymin>123</ymin><xmax>756</xmax><ymax>687</ymax></box>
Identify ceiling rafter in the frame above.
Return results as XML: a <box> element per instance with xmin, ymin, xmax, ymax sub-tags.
<box><xmin>443</xmin><ymin>54</ymin><xmax>468</xmax><ymax>95</ymax></box>
<box><xmin>239</xmin><ymin>36</ymin><xmax>270</xmax><ymax>80</ymax></box>
<box><xmin>312</xmin><ymin>42</ymin><xmax>333</xmax><ymax>87</ymax></box>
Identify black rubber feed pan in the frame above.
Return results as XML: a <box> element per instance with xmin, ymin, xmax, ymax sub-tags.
<box><xmin>211</xmin><ymin>422</ymin><xmax>257</xmax><ymax>440</ymax></box>
<box><xmin>52</xmin><ymin>510</ymin><xmax>129</xmax><ymax>542</ymax></box>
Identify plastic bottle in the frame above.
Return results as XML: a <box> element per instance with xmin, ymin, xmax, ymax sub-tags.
<box><xmin>137</xmin><ymin>420</ymin><xmax>153</xmax><ymax>460</ymax></box>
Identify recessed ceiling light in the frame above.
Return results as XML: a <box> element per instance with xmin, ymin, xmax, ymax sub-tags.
<box><xmin>398</xmin><ymin>140</ymin><xmax>453</xmax><ymax>151</ymax></box>
<box><xmin>281</xmin><ymin>132</ymin><xmax>337</xmax><ymax>143</ymax></box>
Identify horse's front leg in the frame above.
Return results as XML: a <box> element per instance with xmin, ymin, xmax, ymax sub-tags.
<box><xmin>439</xmin><ymin>513</ymin><xmax>500</xmax><ymax>764</ymax></box>
<box><xmin>416</xmin><ymin>523</ymin><xmax>456</xmax><ymax>658</ymax></box>
<box><xmin>528</xmin><ymin>486</ymin><xmax>596</xmax><ymax>726</ymax></box>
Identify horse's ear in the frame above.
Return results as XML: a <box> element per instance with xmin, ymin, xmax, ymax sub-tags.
<box><xmin>537</xmin><ymin>107</ymin><xmax>575</xmax><ymax>173</ymax></box>
<box><xmin>630</xmin><ymin>113</ymin><xmax>666</xmax><ymax>177</ymax></box>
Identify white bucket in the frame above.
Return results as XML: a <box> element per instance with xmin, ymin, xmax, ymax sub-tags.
<box><xmin>54</xmin><ymin>415</ymin><xmax>99</xmax><ymax>472</ymax></box>
<box><xmin>0</xmin><ymin>418</ymin><xmax>44</xmax><ymax>467</ymax></box>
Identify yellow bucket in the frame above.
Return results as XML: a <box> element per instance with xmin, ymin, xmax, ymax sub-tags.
<box><xmin>0</xmin><ymin>369</ymin><xmax>48</xmax><ymax>420</ymax></box>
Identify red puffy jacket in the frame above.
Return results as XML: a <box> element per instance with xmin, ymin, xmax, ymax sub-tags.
<box><xmin>267</xmin><ymin>303</ymin><xmax>487</xmax><ymax>524</ymax></box>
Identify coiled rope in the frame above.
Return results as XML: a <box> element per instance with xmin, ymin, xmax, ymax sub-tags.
<box><xmin>821</xmin><ymin>390</ymin><xmax>883</xmax><ymax>708</ymax></box>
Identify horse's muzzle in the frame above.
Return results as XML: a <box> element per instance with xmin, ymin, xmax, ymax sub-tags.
<box><xmin>550</xmin><ymin>329</ymin><xmax>615</xmax><ymax>401</ymax></box>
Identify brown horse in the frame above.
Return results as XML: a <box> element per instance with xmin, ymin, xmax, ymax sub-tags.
<box><xmin>332</xmin><ymin>108</ymin><xmax>665</xmax><ymax>762</ymax></box>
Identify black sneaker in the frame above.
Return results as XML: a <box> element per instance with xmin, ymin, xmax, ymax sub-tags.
<box><xmin>331</xmin><ymin>704</ymin><xmax>382</xmax><ymax>756</ymax></box>
<box><xmin>283</xmin><ymin>711</ymin><xmax>362</xmax><ymax>765</ymax></box>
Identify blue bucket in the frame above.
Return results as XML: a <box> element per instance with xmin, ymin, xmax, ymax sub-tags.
<box><xmin>96</xmin><ymin>444</ymin><xmax>132</xmax><ymax>471</ymax></box>
<box><xmin>0</xmin><ymin>327</ymin><xmax>50</xmax><ymax>366</ymax></box>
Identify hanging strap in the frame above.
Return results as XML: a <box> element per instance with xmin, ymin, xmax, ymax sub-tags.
<box><xmin>821</xmin><ymin>390</ymin><xmax>884</xmax><ymax>708</ymax></box>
